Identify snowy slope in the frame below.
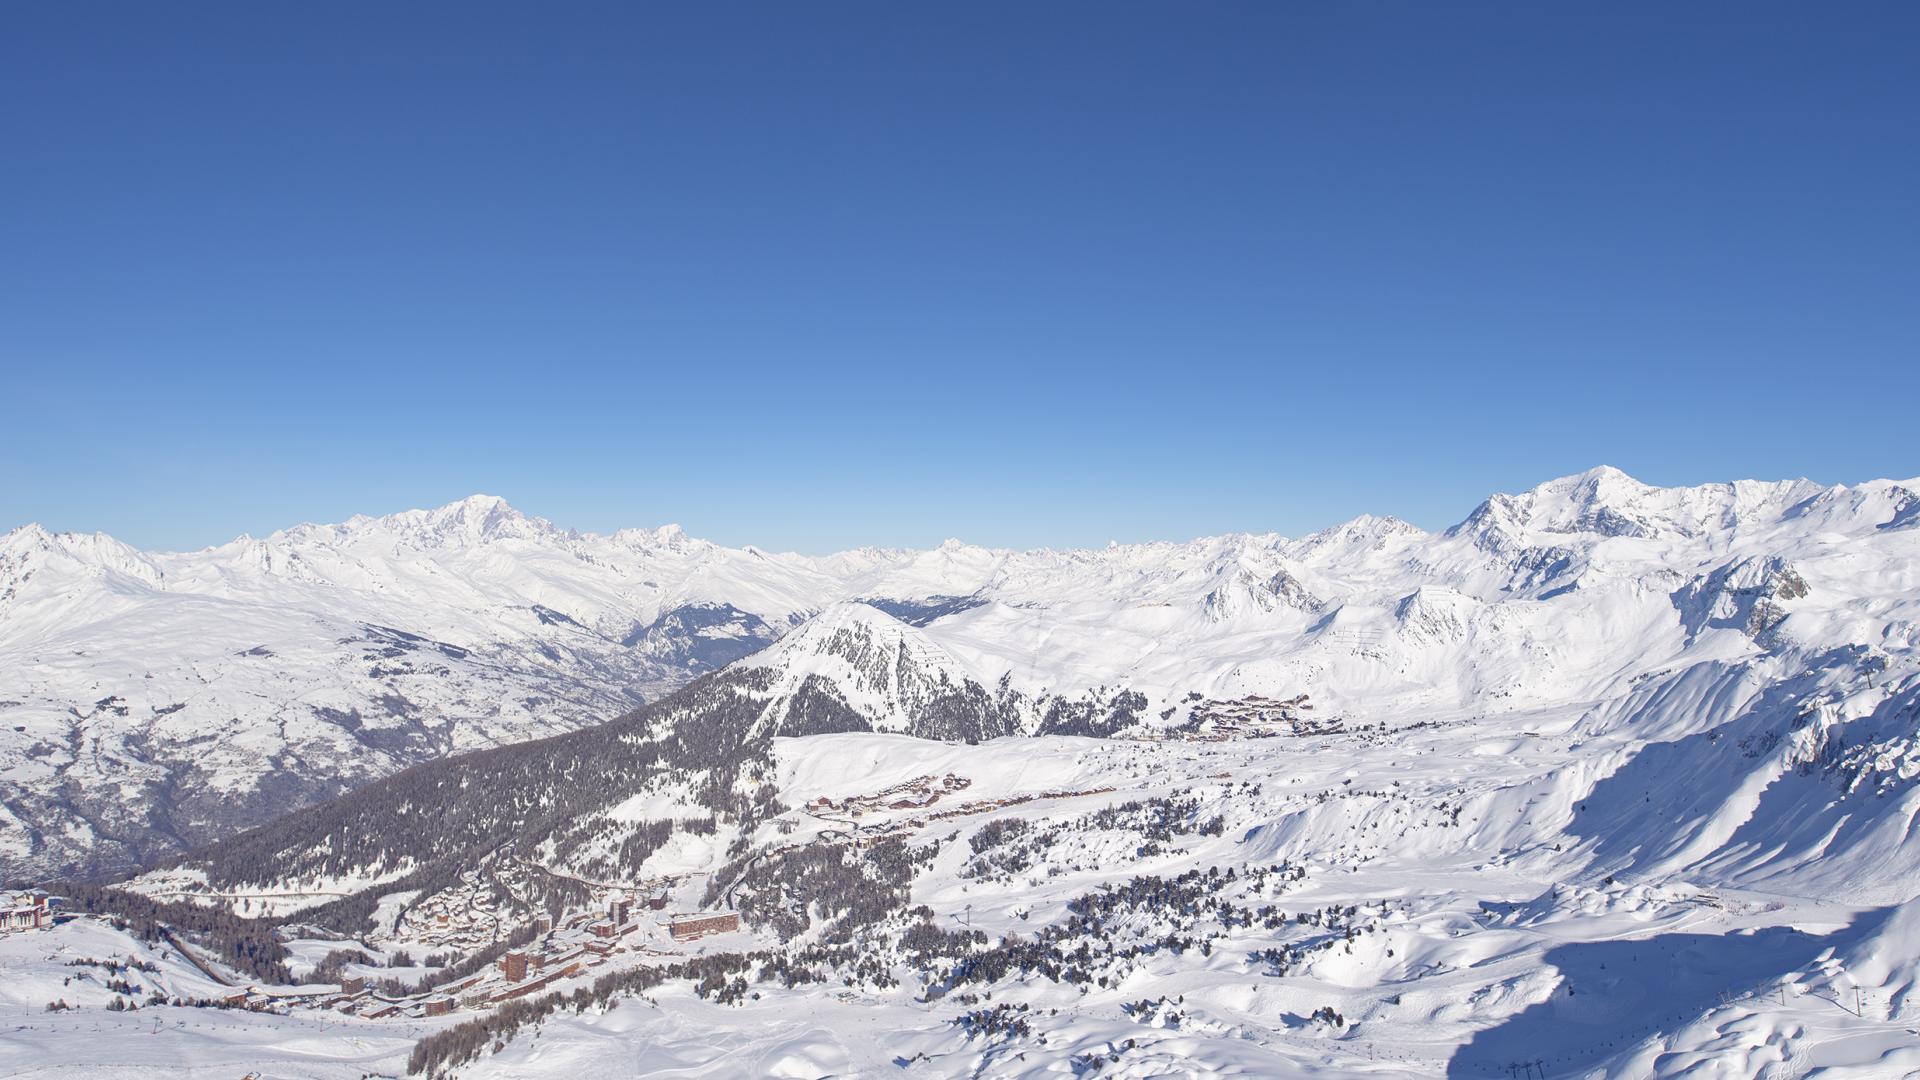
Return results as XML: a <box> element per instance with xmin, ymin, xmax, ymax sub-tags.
<box><xmin>0</xmin><ymin>497</ymin><xmax>849</xmax><ymax>880</ymax></box>
<box><xmin>733</xmin><ymin>466</ymin><xmax>1920</xmax><ymax>743</ymax></box>
<box><xmin>4</xmin><ymin>466</ymin><xmax>1920</xmax><ymax>1076</ymax></box>
<box><xmin>5</xmin><ymin>467</ymin><xmax>1918</xmax><ymax>890</ymax></box>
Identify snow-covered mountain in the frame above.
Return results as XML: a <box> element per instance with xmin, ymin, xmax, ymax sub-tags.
<box><xmin>735</xmin><ymin>466</ymin><xmax>1919</xmax><ymax>737</ymax></box>
<box><xmin>7</xmin><ymin>465</ymin><xmax>1920</xmax><ymax>1077</ymax></box>
<box><xmin>0</xmin><ymin>495</ymin><xmax>863</xmax><ymax>881</ymax></box>
<box><xmin>3</xmin><ymin>467</ymin><xmax>1917</xmax><ymax>887</ymax></box>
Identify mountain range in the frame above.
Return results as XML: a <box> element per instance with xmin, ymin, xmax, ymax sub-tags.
<box><xmin>2</xmin><ymin>466</ymin><xmax>1915</xmax><ymax>887</ymax></box>
<box><xmin>7</xmin><ymin>466</ymin><xmax>1920</xmax><ymax>1076</ymax></box>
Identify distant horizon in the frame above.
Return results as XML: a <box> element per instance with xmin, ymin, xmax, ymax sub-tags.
<box><xmin>5</xmin><ymin>4</ymin><xmax>1915</xmax><ymax>554</ymax></box>
<box><xmin>9</xmin><ymin>463</ymin><xmax>1915</xmax><ymax>557</ymax></box>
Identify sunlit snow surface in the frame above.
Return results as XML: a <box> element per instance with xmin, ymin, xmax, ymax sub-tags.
<box><xmin>4</xmin><ymin>467</ymin><xmax>1920</xmax><ymax>1075</ymax></box>
<box><xmin>8</xmin><ymin>717</ymin><xmax>1920</xmax><ymax>1077</ymax></box>
<box><xmin>4</xmin><ymin>469</ymin><xmax>1918</xmax><ymax>880</ymax></box>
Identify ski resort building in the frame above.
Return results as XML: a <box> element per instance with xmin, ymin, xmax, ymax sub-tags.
<box><xmin>2</xmin><ymin>893</ymin><xmax>49</xmax><ymax>932</ymax></box>
<box><xmin>667</xmin><ymin>912</ymin><xmax>739</xmax><ymax>941</ymax></box>
<box><xmin>491</xmin><ymin>960</ymin><xmax>584</xmax><ymax>1003</ymax></box>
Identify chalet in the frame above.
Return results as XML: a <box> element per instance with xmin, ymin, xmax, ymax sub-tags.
<box><xmin>668</xmin><ymin>912</ymin><xmax>739</xmax><ymax>942</ymax></box>
<box><xmin>2</xmin><ymin>892</ymin><xmax>50</xmax><ymax>932</ymax></box>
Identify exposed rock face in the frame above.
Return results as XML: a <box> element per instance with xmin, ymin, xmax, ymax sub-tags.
<box><xmin>1204</xmin><ymin>567</ymin><xmax>1322</xmax><ymax>620</ymax></box>
<box><xmin>1673</xmin><ymin>555</ymin><xmax>1811</xmax><ymax>642</ymax></box>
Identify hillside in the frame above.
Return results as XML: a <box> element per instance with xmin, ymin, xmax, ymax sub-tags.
<box><xmin>1</xmin><ymin>466</ymin><xmax>1908</xmax><ymax>1075</ymax></box>
<box><xmin>6</xmin><ymin>467</ymin><xmax>1916</xmax><ymax>887</ymax></box>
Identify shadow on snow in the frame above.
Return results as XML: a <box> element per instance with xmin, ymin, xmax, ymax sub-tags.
<box><xmin>1445</xmin><ymin>905</ymin><xmax>1893</xmax><ymax>1078</ymax></box>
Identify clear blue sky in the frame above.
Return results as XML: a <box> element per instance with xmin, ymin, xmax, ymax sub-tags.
<box><xmin>3</xmin><ymin>3</ymin><xmax>1915</xmax><ymax>552</ymax></box>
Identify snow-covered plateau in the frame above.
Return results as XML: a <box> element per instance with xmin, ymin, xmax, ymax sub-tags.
<box><xmin>3</xmin><ymin>465</ymin><xmax>1920</xmax><ymax>1077</ymax></box>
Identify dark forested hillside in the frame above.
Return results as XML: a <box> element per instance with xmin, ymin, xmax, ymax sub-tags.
<box><xmin>153</xmin><ymin>667</ymin><xmax>786</xmax><ymax>906</ymax></box>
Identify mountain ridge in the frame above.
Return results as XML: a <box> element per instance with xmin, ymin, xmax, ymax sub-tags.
<box><xmin>19</xmin><ymin>464</ymin><xmax>1914</xmax><ymax>563</ymax></box>
<box><xmin>4</xmin><ymin>466</ymin><xmax>1916</xmax><ymax>883</ymax></box>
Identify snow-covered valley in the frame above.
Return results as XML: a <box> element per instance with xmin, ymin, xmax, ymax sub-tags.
<box><xmin>4</xmin><ymin>466</ymin><xmax>1920</xmax><ymax>1077</ymax></box>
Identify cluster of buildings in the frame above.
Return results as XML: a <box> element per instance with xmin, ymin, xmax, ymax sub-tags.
<box><xmin>217</xmin><ymin>979</ymin><xmax>376</xmax><ymax>1015</ymax></box>
<box><xmin>413</xmin><ymin>896</ymin><xmax>740</xmax><ymax>1017</ymax></box>
<box><xmin>1182</xmin><ymin>693</ymin><xmax>1338</xmax><ymax>739</ymax></box>
<box><xmin>264</xmin><ymin>890</ymin><xmax>743</xmax><ymax>1022</ymax></box>
<box><xmin>398</xmin><ymin>888</ymin><xmax>508</xmax><ymax>952</ymax></box>
<box><xmin>909</xmin><ymin>785</ymin><xmax>1116</xmax><ymax>831</ymax></box>
<box><xmin>808</xmin><ymin>773</ymin><xmax>973</xmax><ymax>818</ymax></box>
<box><xmin>802</xmin><ymin>776</ymin><xmax>1117</xmax><ymax>852</ymax></box>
